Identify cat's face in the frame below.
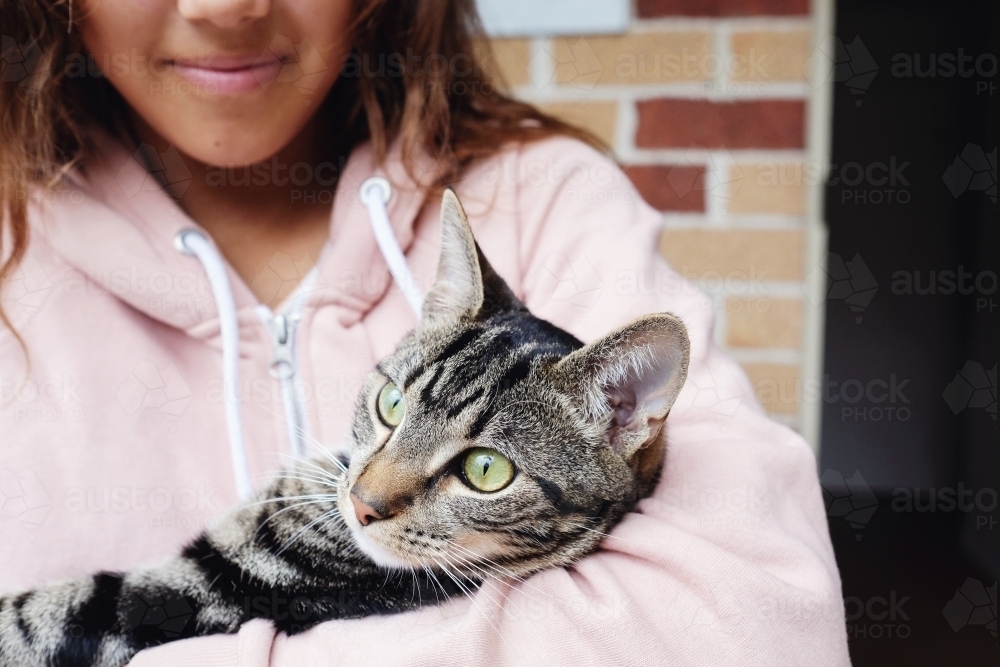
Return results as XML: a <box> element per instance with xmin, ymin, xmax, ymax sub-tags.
<box><xmin>335</xmin><ymin>190</ymin><xmax>689</xmax><ymax>578</ymax></box>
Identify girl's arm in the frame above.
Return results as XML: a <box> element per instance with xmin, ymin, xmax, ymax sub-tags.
<box><xmin>129</xmin><ymin>139</ymin><xmax>849</xmax><ymax>666</ymax></box>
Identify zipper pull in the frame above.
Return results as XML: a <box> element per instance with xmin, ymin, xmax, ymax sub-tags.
<box><xmin>267</xmin><ymin>313</ymin><xmax>299</xmax><ymax>380</ymax></box>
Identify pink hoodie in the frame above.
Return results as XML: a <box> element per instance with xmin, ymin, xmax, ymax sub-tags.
<box><xmin>0</xmin><ymin>131</ymin><xmax>849</xmax><ymax>665</ymax></box>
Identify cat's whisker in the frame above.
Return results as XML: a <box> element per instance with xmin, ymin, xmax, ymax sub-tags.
<box><xmin>247</xmin><ymin>493</ymin><xmax>339</xmax><ymax>508</ymax></box>
<box><xmin>421</xmin><ymin>564</ymin><xmax>446</xmax><ymax>604</ymax></box>
<box><xmin>410</xmin><ymin>565</ymin><xmax>422</xmax><ymax>606</ymax></box>
<box><xmin>436</xmin><ymin>558</ymin><xmax>511</xmax><ymax>646</ymax></box>
<box><xmin>445</xmin><ymin>541</ymin><xmax>526</xmax><ymax>583</ymax></box>
<box><xmin>445</xmin><ymin>541</ymin><xmax>561</xmax><ymax>606</ymax></box>
<box><xmin>287</xmin><ymin>456</ymin><xmax>347</xmax><ymax>481</ymax></box>
<box><xmin>438</xmin><ymin>552</ymin><xmax>523</xmax><ymax>619</ymax></box>
<box><xmin>299</xmin><ymin>433</ymin><xmax>350</xmax><ymax>474</ymax></box>
<box><xmin>252</xmin><ymin>406</ymin><xmax>349</xmax><ymax>475</ymax></box>
<box><xmin>275</xmin><ymin>508</ymin><xmax>343</xmax><ymax>555</ymax></box>
<box><xmin>259</xmin><ymin>448</ymin><xmax>347</xmax><ymax>485</ymax></box>
<box><xmin>442</xmin><ymin>550</ymin><xmax>533</xmax><ymax>602</ymax></box>
<box><xmin>566</xmin><ymin>521</ymin><xmax>642</xmax><ymax>547</ymax></box>
<box><xmin>269</xmin><ymin>472</ymin><xmax>344</xmax><ymax>490</ymax></box>
<box><xmin>250</xmin><ymin>497</ymin><xmax>340</xmax><ymax>543</ymax></box>
<box><xmin>444</xmin><ymin>548</ymin><xmax>544</xmax><ymax>604</ymax></box>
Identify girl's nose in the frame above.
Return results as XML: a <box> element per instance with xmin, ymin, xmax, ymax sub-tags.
<box><xmin>177</xmin><ymin>0</ymin><xmax>270</xmax><ymax>28</ymax></box>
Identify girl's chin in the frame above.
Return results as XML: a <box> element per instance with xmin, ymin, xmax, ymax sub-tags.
<box><xmin>156</xmin><ymin>127</ymin><xmax>297</xmax><ymax>169</ymax></box>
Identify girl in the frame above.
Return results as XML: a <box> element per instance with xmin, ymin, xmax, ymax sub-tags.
<box><xmin>0</xmin><ymin>0</ymin><xmax>849</xmax><ymax>664</ymax></box>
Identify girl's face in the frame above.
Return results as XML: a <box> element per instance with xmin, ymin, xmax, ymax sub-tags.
<box><xmin>78</xmin><ymin>0</ymin><xmax>353</xmax><ymax>166</ymax></box>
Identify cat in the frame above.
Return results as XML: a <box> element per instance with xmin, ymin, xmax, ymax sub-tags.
<box><xmin>0</xmin><ymin>189</ymin><xmax>690</xmax><ymax>667</ymax></box>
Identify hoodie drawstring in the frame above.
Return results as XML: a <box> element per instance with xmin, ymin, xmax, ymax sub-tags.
<box><xmin>359</xmin><ymin>177</ymin><xmax>424</xmax><ymax>317</ymax></box>
<box><xmin>174</xmin><ymin>228</ymin><xmax>253</xmax><ymax>500</ymax></box>
<box><xmin>174</xmin><ymin>177</ymin><xmax>419</xmax><ymax>500</ymax></box>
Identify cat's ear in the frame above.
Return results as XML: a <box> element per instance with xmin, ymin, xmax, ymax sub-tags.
<box><xmin>422</xmin><ymin>188</ymin><xmax>521</xmax><ymax>326</ymax></box>
<box><xmin>553</xmin><ymin>314</ymin><xmax>690</xmax><ymax>463</ymax></box>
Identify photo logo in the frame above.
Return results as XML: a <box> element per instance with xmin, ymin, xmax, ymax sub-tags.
<box><xmin>942</xmin><ymin>360</ymin><xmax>997</xmax><ymax>420</ymax></box>
<box><xmin>534</xmin><ymin>38</ymin><xmax>602</xmax><ymax>90</ymax></box>
<box><xmin>122</xmin><ymin>590</ymin><xmax>195</xmax><ymax>640</ymax></box>
<box><xmin>1</xmin><ymin>36</ymin><xmax>47</xmax><ymax>90</ymax></box>
<box><xmin>0</xmin><ymin>469</ymin><xmax>52</xmax><ymax>538</ymax></box>
<box><xmin>674</xmin><ymin>147</ymin><xmax>744</xmax><ymax>211</ymax></box>
<box><xmin>0</xmin><ymin>254</ymin><xmax>53</xmax><ymax>331</ymax></box>
<box><xmin>942</xmin><ymin>578</ymin><xmax>997</xmax><ymax>637</ymax></box>
<box><xmin>820</xmin><ymin>469</ymin><xmax>878</xmax><ymax>541</ymax></box>
<box><xmin>250</xmin><ymin>252</ymin><xmax>316</xmax><ymax>308</ymax></box>
<box><xmin>685</xmin><ymin>360</ymin><xmax>745</xmax><ymax>421</ymax></box>
<box><xmin>845</xmin><ymin>591</ymin><xmax>912</xmax><ymax>640</ymax></box>
<box><xmin>116</xmin><ymin>361</ymin><xmax>193</xmax><ymax>430</ymax></box>
<box><xmin>806</xmin><ymin>36</ymin><xmax>878</xmax><ymax>106</ymax></box>
<box><xmin>942</xmin><ymin>144</ymin><xmax>997</xmax><ymax>203</ymax></box>
<box><xmin>834</xmin><ymin>37</ymin><xmax>879</xmax><ymax>105</ymax></box>
<box><xmin>261</xmin><ymin>35</ymin><xmax>327</xmax><ymax>99</ymax></box>
<box><xmin>811</xmin><ymin>252</ymin><xmax>878</xmax><ymax>323</ymax></box>
<box><xmin>116</xmin><ymin>144</ymin><xmax>193</xmax><ymax>201</ymax></box>
<box><xmin>533</xmin><ymin>252</ymin><xmax>604</xmax><ymax>310</ymax></box>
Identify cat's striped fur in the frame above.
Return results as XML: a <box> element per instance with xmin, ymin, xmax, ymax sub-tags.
<box><xmin>0</xmin><ymin>190</ymin><xmax>689</xmax><ymax>667</ymax></box>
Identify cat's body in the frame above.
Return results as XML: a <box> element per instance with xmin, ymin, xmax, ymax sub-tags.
<box><xmin>0</xmin><ymin>190</ymin><xmax>689</xmax><ymax>667</ymax></box>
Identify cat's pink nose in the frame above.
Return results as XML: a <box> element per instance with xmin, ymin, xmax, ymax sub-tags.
<box><xmin>350</xmin><ymin>491</ymin><xmax>384</xmax><ymax>526</ymax></box>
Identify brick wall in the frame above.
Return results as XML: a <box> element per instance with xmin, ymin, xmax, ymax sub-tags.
<box><xmin>486</xmin><ymin>0</ymin><xmax>824</xmax><ymax>433</ymax></box>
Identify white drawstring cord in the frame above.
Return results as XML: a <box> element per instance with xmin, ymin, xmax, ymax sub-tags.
<box><xmin>359</xmin><ymin>177</ymin><xmax>424</xmax><ymax>317</ymax></box>
<box><xmin>174</xmin><ymin>229</ymin><xmax>253</xmax><ymax>501</ymax></box>
<box><xmin>174</xmin><ymin>176</ymin><xmax>421</xmax><ymax>500</ymax></box>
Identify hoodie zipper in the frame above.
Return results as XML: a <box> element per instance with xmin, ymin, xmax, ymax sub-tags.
<box><xmin>263</xmin><ymin>310</ymin><xmax>307</xmax><ymax>460</ymax></box>
<box><xmin>174</xmin><ymin>178</ymin><xmax>412</xmax><ymax>498</ymax></box>
<box><xmin>256</xmin><ymin>264</ymin><xmax>318</xmax><ymax>462</ymax></box>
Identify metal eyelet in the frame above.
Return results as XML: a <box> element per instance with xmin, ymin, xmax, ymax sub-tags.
<box><xmin>359</xmin><ymin>176</ymin><xmax>392</xmax><ymax>206</ymax></box>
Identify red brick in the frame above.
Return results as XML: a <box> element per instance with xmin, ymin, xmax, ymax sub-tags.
<box><xmin>637</xmin><ymin>0</ymin><xmax>808</xmax><ymax>17</ymax></box>
<box><xmin>635</xmin><ymin>99</ymin><xmax>805</xmax><ymax>149</ymax></box>
<box><xmin>625</xmin><ymin>165</ymin><xmax>706</xmax><ymax>212</ymax></box>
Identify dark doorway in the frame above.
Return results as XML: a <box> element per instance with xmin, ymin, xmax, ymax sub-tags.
<box><xmin>820</xmin><ymin>0</ymin><xmax>997</xmax><ymax>664</ymax></box>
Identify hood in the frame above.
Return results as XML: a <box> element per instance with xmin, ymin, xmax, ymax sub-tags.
<box><xmin>32</xmin><ymin>127</ymin><xmax>440</xmax><ymax>338</ymax></box>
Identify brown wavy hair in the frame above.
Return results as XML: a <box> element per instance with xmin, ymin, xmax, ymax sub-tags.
<box><xmin>0</xmin><ymin>0</ymin><xmax>604</xmax><ymax>336</ymax></box>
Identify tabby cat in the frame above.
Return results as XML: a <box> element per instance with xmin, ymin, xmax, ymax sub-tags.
<box><xmin>0</xmin><ymin>190</ymin><xmax>689</xmax><ymax>667</ymax></box>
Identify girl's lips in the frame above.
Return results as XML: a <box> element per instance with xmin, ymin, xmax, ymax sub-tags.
<box><xmin>171</xmin><ymin>55</ymin><xmax>285</xmax><ymax>94</ymax></box>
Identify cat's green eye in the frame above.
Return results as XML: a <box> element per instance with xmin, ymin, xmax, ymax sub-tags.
<box><xmin>377</xmin><ymin>382</ymin><xmax>405</xmax><ymax>427</ymax></box>
<box><xmin>462</xmin><ymin>448</ymin><xmax>515</xmax><ymax>492</ymax></box>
